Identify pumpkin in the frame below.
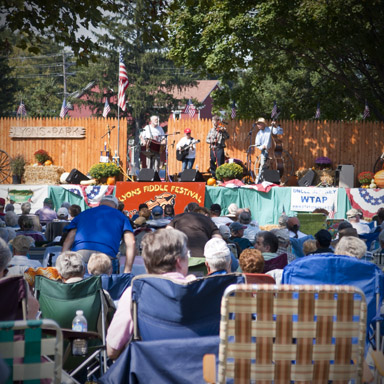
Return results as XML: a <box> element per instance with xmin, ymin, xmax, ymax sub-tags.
<box><xmin>207</xmin><ymin>177</ymin><xmax>216</xmax><ymax>186</ymax></box>
<box><xmin>106</xmin><ymin>176</ymin><xmax>116</xmax><ymax>185</ymax></box>
<box><xmin>374</xmin><ymin>170</ymin><xmax>384</xmax><ymax>188</ymax></box>
<box><xmin>44</xmin><ymin>159</ymin><xmax>52</xmax><ymax>166</ymax></box>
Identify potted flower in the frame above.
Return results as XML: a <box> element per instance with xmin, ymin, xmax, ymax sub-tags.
<box><xmin>89</xmin><ymin>162</ymin><xmax>120</xmax><ymax>184</ymax></box>
<box><xmin>34</xmin><ymin>149</ymin><xmax>51</xmax><ymax>165</ymax></box>
<box><xmin>10</xmin><ymin>154</ymin><xmax>26</xmax><ymax>184</ymax></box>
<box><xmin>314</xmin><ymin>156</ymin><xmax>332</xmax><ymax>170</ymax></box>
<box><xmin>215</xmin><ymin>162</ymin><xmax>244</xmax><ymax>182</ymax></box>
<box><xmin>358</xmin><ymin>171</ymin><xmax>374</xmax><ymax>188</ymax></box>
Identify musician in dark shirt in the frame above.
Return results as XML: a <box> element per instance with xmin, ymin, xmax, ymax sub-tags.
<box><xmin>205</xmin><ymin>115</ymin><xmax>229</xmax><ymax>177</ymax></box>
<box><xmin>176</xmin><ymin>128</ymin><xmax>196</xmax><ymax>171</ymax></box>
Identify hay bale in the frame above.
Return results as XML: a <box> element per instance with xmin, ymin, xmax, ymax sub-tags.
<box><xmin>24</xmin><ymin>165</ymin><xmax>65</xmax><ymax>185</ymax></box>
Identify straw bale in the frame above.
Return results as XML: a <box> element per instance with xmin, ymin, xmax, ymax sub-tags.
<box><xmin>24</xmin><ymin>165</ymin><xmax>65</xmax><ymax>185</ymax></box>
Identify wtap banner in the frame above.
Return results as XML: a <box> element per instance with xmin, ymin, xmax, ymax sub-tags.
<box><xmin>115</xmin><ymin>182</ymin><xmax>206</xmax><ymax>217</ymax></box>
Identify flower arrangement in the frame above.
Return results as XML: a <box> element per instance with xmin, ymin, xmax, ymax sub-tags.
<box><xmin>89</xmin><ymin>162</ymin><xmax>120</xmax><ymax>179</ymax></box>
<box><xmin>34</xmin><ymin>149</ymin><xmax>51</xmax><ymax>164</ymax></box>
<box><xmin>215</xmin><ymin>162</ymin><xmax>244</xmax><ymax>181</ymax></box>
<box><xmin>314</xmin><ymin>156</ymin><xmax>332</xmax><ymax>170</ymax></box>
<box><xmin>358</xmin><ymin>171</ymin><xmax>374</xmax><ymax>185</ymax></box>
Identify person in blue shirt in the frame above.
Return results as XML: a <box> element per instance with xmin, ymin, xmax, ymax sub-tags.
<box><xmin>229</xmin><ymin>222</ymin><xmax>253</xmax><ymax>252</ymax></box>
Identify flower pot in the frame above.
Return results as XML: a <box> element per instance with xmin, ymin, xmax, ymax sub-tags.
<box><xmin>12</xmin><ymin>175</ymin><xmax>21</xmax><ymax>184</ymax></box>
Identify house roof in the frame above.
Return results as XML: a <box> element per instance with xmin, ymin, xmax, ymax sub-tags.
<box><xmin>169</xmin><ymin>80</ymin><xmax>219</xmax><ymax>104</ymax></box>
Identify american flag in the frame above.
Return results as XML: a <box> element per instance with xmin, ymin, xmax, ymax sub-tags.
<box><xmin>103</xmin><ymin>98</ymin><xmax>111</xmax><ymax>118</ymax></box>
<box><xmin>184</xmin><ymin>99</ymin><xmax>192</xmax><ymax>114</ymax></box>
<box><xmin>315</xmin><ymin>103</ymin><xmax>321</xmax><ymax>119</ymax></box>
<box><xmin>185</xmin><ymin>99</ymin><xmax>196</xmax><ymax>118</ymax></box>
<box><xmin>60</xmin><ymin>98</ymin><xmax>69</xmax><ymax>118</ymax></box>
<box><xmin>231</xmin><ymin>101</ymin><xmax>236</xmax><ymax>119</ymax></box>
<box><xmin>118</xmin><ymin>51</ymin><xmax>129</xmax><ymax>111</ymax></box>
<box><xmin>363</xmin><ymin>101</ymin><xmax>370</xmax><ymax>119</ymax></box>
<box><xmin>271</xmin><ymin>101</ymin><xmax>280</xmax><ymax>119</ymax></box>
<box><xmin>17</xmin><ymin>101</ymin><xmax>26</xmax><ymax>116</ymax></box>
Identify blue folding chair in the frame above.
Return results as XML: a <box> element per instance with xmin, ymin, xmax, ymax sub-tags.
<box><xmin>131</xmin><ymin>273</ymin><xmax>245</xmax><ymax>341</ymax></box>
<box><xmin>289</xmin><ymin>234</ymin><xmax>314</xmax><ymax>258</ymax></box>
<box><xmin>281</xmin><ymin>253</ymin><xmax>384</xmax><ymax>352</ymax></box>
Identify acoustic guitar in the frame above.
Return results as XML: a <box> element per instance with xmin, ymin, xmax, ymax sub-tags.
<box><xmin>176</xmin><ymin>139</ymin><xmax>200</xmax><ymax>161</ymax></box>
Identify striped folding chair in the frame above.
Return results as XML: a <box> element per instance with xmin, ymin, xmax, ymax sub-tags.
<box><xmin>0</xmin><ymin>319</ymin><xmax>63</xmax><ymax>384</ymax></box>
<box><xmin>204</xmin><ymin>284</ymin><xmax>367</xmax><ymax>383</ymax></box>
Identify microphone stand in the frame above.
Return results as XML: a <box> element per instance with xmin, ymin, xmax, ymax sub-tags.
<box><xmin>159</xmin><ymin>132</ymin><xmax>180</xmax><ymax>182</ymax></box>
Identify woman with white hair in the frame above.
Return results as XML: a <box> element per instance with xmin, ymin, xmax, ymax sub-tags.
<box><xmin>334</xmin><ymin>236</ymin><xmax>367</xmax><ymax>259</ymax></box>
<box><xmin>55</xmin><ymin>251</ymin><xmax>86</xmax><ymax>283</ymax></box>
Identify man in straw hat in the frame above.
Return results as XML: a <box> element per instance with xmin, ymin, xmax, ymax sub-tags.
<box><xmin>254</xmin><ymin>117</ymin><xmax>283</xmax><ymax>183</ymax></box>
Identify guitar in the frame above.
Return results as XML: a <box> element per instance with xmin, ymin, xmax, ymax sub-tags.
<box><xmin>176</xmin><ymin>139</ymin><xmax>200</xmax><ymax>161</ymax></box>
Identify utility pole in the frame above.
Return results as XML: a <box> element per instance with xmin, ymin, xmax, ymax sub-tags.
<box><xmin>63</xmin><ymin>51</ymin><xmax>67</xmax><ymax>98</ymax></box>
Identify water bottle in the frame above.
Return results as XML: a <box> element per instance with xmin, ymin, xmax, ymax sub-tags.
<box><xmin>72</xmin><ymin>310</ymin><xmax>88</xmax><ymax>356</ymax></box>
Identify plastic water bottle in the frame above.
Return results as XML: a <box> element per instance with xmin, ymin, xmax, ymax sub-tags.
<box><xmin>72</xmin><ymin>310</ymin><xmax>88</xmax><ymax>356</ymax></box>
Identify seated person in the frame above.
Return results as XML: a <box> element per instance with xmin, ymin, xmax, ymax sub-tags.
<box><xmin>254</xmin><ymin>231</ymin><xmax>280</xmax><ymax>261</ymax></box>
<box><xmin>163</xmin><ymin>204</ymin><xmax>175</xmax><ymax>220</ymax></box>
<box><xmin>87</xmin><ymin>252</ymin><xmax>113</xmax><ymax>276</ymax></box>
<box><xmin>20</xmin><ymin>202</ymin><xmax>42</xmax><ymax>231</ymax></box>
<box><xmin>313</xmin><ymin>229</ymin><xmax>334</xmax><ymax>254</ymax></box>
<box><xmin>346</xmin><ymin>208</ymin><xmax>370</xmax><ymax>235</ymax></box>
<box><xmin>45</xmin><ymin>207</ymin><xmax>70</xmax><ymax>243</ymax></box>
<box><xmin>334</xmin><ymin>236</ymin><xmax>367</xmax><ymax>259</ymax></box>
<box><xmin>106</xmin><ymin>228</ymin><xmax>196</xmax><ymax>360</ymax></box>
<box><xmin>204</xmin><ymin>238</ymin><xmax>231</xmax><ymax>275</ymax></box>
<box><xmin>146</xmin><ymin>206</ymin><xmax>171</xmax><ymax>229</ymax></box>
<box><xmin>210</xmin><ymin>204</ymin><xmax>233</xmax><ymax>228</ymax></box>
<box><xmin>238</xmin><ymin>210</ymin><xmax>260</xmax><ymax>245</ymax></box>
<box><xmin>270</xmin><ymin>228</ymin><xmax>295</xmax><ymax>262</ymax></box>
<box><xmin>34</xmin><ymin>197</ymin><xmax>57</xmax><ymax>226</ymax></box>
<box><xmin>7</xmin><ymin>235</ymin><xmax>42</xmax><ymax>275</ymax></box>
<box><xmin>239</xmin><ymin>248</ymin><xmax>265</xmax><ymax>273</ymax></box>
<box><xmin>229</xmin><ymin>222</ymin><xmax>253</xmax><ymax>251</ymax></box>
<box><xmin>5</xmin><ymin>211</ymin><xmax>19</xmax><ymax>229</ymax></box>
<box><xmin>55</xmin><ymin>251</ymin><xmax>86</xmax><ymax>283</ymax></box>
<box><xmin>303</xmin><ymin>239</ymin><xmax>317</xmax><ymax>256</ymax></box>
<box><xmin>287</xmin><ymin>217</ymin><xmax>307</xmax><ymax>238</ymax></box>
<box><xmin>16</xmin><ymin>215</ymin><xmax>46</xmax><ymax>243</ymax></box>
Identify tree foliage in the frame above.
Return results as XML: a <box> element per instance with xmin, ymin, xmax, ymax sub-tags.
<box><xmin>167</xmin><ymin>0</ymin><xmax>384</xmax><ymax>121</ymax></box>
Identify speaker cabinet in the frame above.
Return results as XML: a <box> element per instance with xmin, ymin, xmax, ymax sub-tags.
<box><xmin>66</xmin><ymin>169</ymin><xmax>89</xmax><ymax>184</ymax></box>
<box><xmin>298</xmin><ymin>169</ymin><xmax>315</xmax><ymax>187</ymax></box>
<box><xmin>260</xmin><ymin>170</ymin><xmax>280</xmax><ymax>184</ymax></box>
<box><xmin>336</xmin><ymin>164</ymin><xmax>354</xmax><ymax>188</ymax></box>
<box><xmin>138</xmin><ymin>169</ymin><xmax>161</xmax><ymax>182</ymax></box>
<box><xmin>180</xmin><ymin>169</ymin><xmax>204</xmax><ymax>182</ymax></box>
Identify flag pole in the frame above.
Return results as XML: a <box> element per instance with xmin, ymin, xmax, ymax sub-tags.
<box><xmin>117</xmin><ymin>51</ymin><xmax>121</xmax><ymax>167</ymax></box>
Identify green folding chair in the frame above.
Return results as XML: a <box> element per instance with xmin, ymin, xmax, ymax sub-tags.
<box><xmin>34</xmin><ymin>275</ymin><xmax>112</xmax><ymax>381</ymax></box>
<box><xmin>0</xmin><ymin>319</ymin><xmax>63</xmax><ymax>384</ymax></box>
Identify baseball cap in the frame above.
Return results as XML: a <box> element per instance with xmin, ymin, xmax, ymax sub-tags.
<box><xmin>100</xmin><ymin>195</ymin><xmax>119</xmax><ymax>208</ymax></box>
<box><xmin>43</xmin><ymin>197</ymin><xmax>53</xmax><ymax>206</ymax></box>
<box><xmin>210</xmin><ymin>204</ymin><xmax>221</xmax><ymax>214</ymax></box>
<box><xmin>57</xmin><ymin>207</ymin><xmax>68</xmax><ymax>218</ymax></box>
<box><xmin>229</xmin><ymin>222</ymin><xmax>247</xmax><ymax>232</ymax></box>
<box><xmin>152</xmin><ymin>206</ymin><xmax>164</xmax><ymax>216</ymax></box>
<box><xmin>219</xmin><ymin>224</ymin><xmax>230</xmax><ymax>240</ymax></box>
<box><xmin>315</xmin><ymin>229</ymin><xmax>332</xmax><ymax>246</ymax></box>
<box><xmin>0</xmin><ymin>198</ymin><xmax>5</xmax><ymax>207</ymax></box>
<box><xmin>346</xmin><ymin>208</ymin><xmax>360</xmax><ymax>218</ymax></box>
<box><xmin>204</xmin><ymin>238</ymin><xmax>230</xmax><ymax>260</ymax></box>
<box><xmin>184</xmin><ymin>128</ymin><xmax>191</xmax><ymax>134</ymax></box>
<box><xmin>239</xmin><ymin>211</ymin><xmax>251</xmax><ymax>224</ymax></box>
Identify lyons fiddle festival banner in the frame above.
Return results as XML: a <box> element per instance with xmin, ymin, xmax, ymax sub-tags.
<box><xmin>290</xmin><ymin>187</ymin><xmax>338</xmax><ymax>213</ymax></box>
<box><xmin>115</xmin><ymin>182</ymin><xmax>206</xmax><ymax>218</ymax></box>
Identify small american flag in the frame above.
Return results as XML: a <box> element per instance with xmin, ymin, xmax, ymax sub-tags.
<box><xmin>103</xmin><ymin>99</ymin><xmax>111</xmax><ymax>118</ymax></box>
<box><xmin>60</xmin><ymin>98</ymin><xmax>69</xmax><ymax>118</ymax></box>
<box><xmin>271</xmin><ymin>100</ymin><xmax>280</xmax><ymax>119</ymax></box>
<box><xmin>184</xmin><ymin>99</ymin><xmax>192</xmax><ymax>114</ymax></box>
<box><xmin>17</xmin><ymin>101</ymin><xmax>26</xmax><ymax>116</ymax></box>
<box><xmin>363</xmin><ymin>101</ymin><xmax>370</xmax><ymax>119</ymax></box>
<box><xmin>231</xmin><ymin>101</ymin><xmax>236</xmax><ymax>119</ymax></box>
<box><xmin>315</xmin><ymin>103</ymin><xmax>321</xmax><ymax>119</ymax></box>
<box><xmin>189</xmin><ymin>103</ymin><xmax>196</xmax><ymax>118</ymax></box>
<box><xmin>118</xmin><ymin>51</ymin><xmax>129</xmax><ymax>111</ymax></box>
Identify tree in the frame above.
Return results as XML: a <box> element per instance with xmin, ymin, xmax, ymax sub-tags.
<box><xmin>166</xmin><ymin>0</ymin><xmax>384</xmax><ymax>121</ymax></box>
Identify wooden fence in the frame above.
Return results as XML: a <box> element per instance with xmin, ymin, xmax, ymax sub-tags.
<box><xmin>0</xmin><ymin>117</ymin><xmax>127</xmax><ymax>184</ymax></box>
<box><xmin>167</xmin><ymin>119</ymin><xmax>384</xmax><ymax>182</ymax></box>
<box><xmin>1</xmin><ymin>117</ymin><xmax>383</xmax><ymax>185</ymax></box>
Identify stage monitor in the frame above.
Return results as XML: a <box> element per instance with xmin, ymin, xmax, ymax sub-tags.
<box><xmin>137</xmin><ymin>169</ymin><xmax>161</xmax><ymax>182</ymax></box>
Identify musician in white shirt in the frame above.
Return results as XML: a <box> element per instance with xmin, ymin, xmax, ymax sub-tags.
<box><xmin>176</xmin><ymin>128</ymin><xmax>196</xmax><ymax>171</ymax></box>
<box><xmin>139</xmin><ymin>115</ymin><xmax>165</xmax><ymax>172</ymax></box>
<box><xmin>254</xmin><ymin>117</ymin><xmax>283</xmax><ymax>183</ymax></box>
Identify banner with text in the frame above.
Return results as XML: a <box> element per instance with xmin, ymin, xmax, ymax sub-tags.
<box><xmin>290</xmin><ymin>187</ymin><xmax>338</xmax><ymax>213</ymax></box>
<box><xmin>115</xmin><ymin>182</ymin><xmax>206</xmax><ymax>218</ymax></box>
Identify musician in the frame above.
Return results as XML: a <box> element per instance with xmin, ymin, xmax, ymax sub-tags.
<box><xmin>255</xmin><ymin>117</ymin><xmax>283</xmax><ymax>183</ymax></box>
<box><xmin>206</xmin><ymin>115</ymin><xmax>229</xmax><ymax>177</ymax></box>
<box><xmin>139</xmin><ymin>115</ymin><xmax>166</xmax><ymax>172</ymax></box>
<box><xmin>176</xmin><ymin>128</ymin><xmax>196</xmax><ymax>171</ymax></box>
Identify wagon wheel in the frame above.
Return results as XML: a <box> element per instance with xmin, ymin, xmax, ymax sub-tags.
<box><xmin>0</xmin><ymin>150</ymin><xmax>11</xmax><ymax>183</ymax></box>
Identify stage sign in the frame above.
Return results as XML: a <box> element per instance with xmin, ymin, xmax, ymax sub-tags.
<box><xmin>115</xmin><ymin>182</ymin><xmax>206</xmax><ymax>217</ymax></box>
<box><xmin>291</xmin><ymin>187</ymin><xmax>338</xmax><ymax>213</ymax></box>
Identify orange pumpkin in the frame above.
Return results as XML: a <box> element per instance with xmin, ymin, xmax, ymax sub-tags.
<box><xmin>207</xmin><ymin>177</ymin><xmax>216</xmax><ymax>186</ymax></box>
<box><xmin>374</xmin><ymin>170</ymin><xmax>384</xmax><ymax>188</ymax></box>
<box><xmin>107</xmin><ymin>176</ymin><xmax>116</xmax><ymax>185</ymax></box>
<box><xmin>44</xmin><ymin>159</ymin><xmax>52</xmax><ymax>166</ymax></box>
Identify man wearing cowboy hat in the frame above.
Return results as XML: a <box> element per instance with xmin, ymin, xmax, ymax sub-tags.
<box><xmin>254</xmin><ymin>117</ymin><xmax>283</xmax><ymax>183</ymax></box>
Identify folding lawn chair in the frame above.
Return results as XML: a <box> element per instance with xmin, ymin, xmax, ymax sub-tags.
<box><xmin>0</xmin><ymin>275</ymin><xmax>28</xmax><ymax>321</ymax></box>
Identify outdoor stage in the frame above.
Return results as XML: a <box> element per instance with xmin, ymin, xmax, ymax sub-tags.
<box><xmin>1</xmin><ymin>182</ymin><xmax>383</xmax><ymax>225</ymax></box>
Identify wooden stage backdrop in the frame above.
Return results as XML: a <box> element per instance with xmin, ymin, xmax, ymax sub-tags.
<box><xmin>1</xmin><ymin>117</ymin><xmax>383</xmax><ymax>184</ymax></box>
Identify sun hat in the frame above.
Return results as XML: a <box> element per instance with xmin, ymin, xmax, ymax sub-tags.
<box><xmin>226</xmin><ymin>203</ymin><xmax>239</xmax><ymax>218</ymax></box>
<box><xmin>256</xmin><ymin>117</ymin><xmax>267</xmax><ymax>125</ymax></box>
